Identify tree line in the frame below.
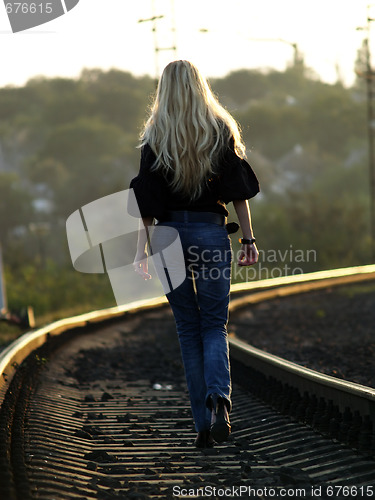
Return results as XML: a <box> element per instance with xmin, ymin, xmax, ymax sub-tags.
<box><xmin>0</xmin><ymin>62</ymin><xmax>370</xmax><ymax>320</ymax></box>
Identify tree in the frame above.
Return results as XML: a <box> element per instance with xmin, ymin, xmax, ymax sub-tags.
<box><xmin>211</xmin><ymin>69</ymin><xmax>270</xmax><ymax>108</ymax></box>
<box><xmin>80</xmin><ymin>69</ymin><xmax>155</xmax><ymax>133</ymax></box>
<box><xmin>32</xmin><ymin>117</ymin><xmax>135</xmax><ymax>215</ymax></box>
<box><xmin>0</xmin><ymin>173</ymin><xmax>33</xmax><ymax>243</ymax></box>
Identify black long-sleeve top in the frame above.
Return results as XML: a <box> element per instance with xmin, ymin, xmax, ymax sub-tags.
<box><xmin>130</xmin><ymin>138</ymin><xmax>260</xmax><ymax>219</ymax></box>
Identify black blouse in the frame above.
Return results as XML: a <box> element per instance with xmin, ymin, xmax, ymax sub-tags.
<box><xmin>129</xmin><ymin>139</ymin><xmax>259</xmax><ymax>219</ymax></box>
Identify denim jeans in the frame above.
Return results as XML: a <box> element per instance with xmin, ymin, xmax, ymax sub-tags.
<box><xmin>152</xmin><ymin>219</ymin><xmax>232</xmax><ymax>432</ymax></box>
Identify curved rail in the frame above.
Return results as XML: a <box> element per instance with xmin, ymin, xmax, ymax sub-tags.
<box><xmin>228</xmin><ymin>264</ymin><xmax>375</xmax><ymax>443</ymax></box>
<box><xmin>1</xmin><ymin>264</ymin><xmax>375</xmax><ymax>498</ymax></box>
<box><xmin>0</xmin><ymin>297</ymin><xmax>167</xmax><ymax>407</ymax></box>
<box><xmin>1</xmin><ymin>264</ymin><xmax>375</xmax><ymax>408</ymax></box>
<box><xmin>230</xmin><ymin>337</ymin><xmax>375</xmax><ymax>420</ymax></box>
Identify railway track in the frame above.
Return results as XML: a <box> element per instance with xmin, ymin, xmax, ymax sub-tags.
<box><xmin>1</xmin><ymin>265</ymin><xmax>375</xmax><ymax>499</ymax></box>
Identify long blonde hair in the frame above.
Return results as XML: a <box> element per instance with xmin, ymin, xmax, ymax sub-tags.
<box><xmin>140</xmin><ymin>60</ymin><xmax>246</xmax><ymax>201</ymax></box>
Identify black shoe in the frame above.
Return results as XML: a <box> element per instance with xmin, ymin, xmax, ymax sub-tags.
<box><xmin>208</xmin><ymin>393</ymin><xmax>231</xmax><ymax>443</ymax></box>
<box><xmin>194</xmin><ymin>430</ymin><xmax>215</xmax><ymax>448</ymax></box>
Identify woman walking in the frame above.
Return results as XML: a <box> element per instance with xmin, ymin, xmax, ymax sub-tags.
<box><xmin>130</xmin><ymin>60</ymin><xmax>259</xmax><ymax>448</ymax></box>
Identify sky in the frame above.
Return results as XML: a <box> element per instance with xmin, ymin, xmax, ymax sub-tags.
<box><xmin>0</xmin><ymin>0</ymin><xmax>373</xmax><ymax>88</ymax></box>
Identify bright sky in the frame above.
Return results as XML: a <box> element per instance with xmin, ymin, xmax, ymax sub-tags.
<box><xmin>0</xmin><ymin>0</ymin><xmax>373</xmax><ymax>88</ymax></box>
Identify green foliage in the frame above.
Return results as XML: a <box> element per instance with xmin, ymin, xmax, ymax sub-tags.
<box><xmin>28</xmin><ymin>116</ymin><xmax>134</xmax><ymax>216</ymax></box>
<box><xmin>79</xmin><ymin>69</ymin><xmax>155</xmax><ymax>133</ymax></box>
<box><xmin>235</xmin><ymin>80</ymin><xmax>365</xmax><ymax>160</ymax></box>
<box><xmin>237</xmin><ymin>102</ymin><xmax>307</xmax><ymax>158</ymax></box>
<box><xmin>5</xmin><ymin>260</ymin><xmax>115</xmax><ymax>321</ymax></box>
<box><xmin>0</xmin><ymin>320</ymin><xmax>25</xmax><ymax>347</ymax></box>
<box><xmin>211</xmin><ymin>69</ymin><xmax>271</xmax><ymax>107</ymax></box>
<box><xmin>0</xmin><ymin>173</ymin><xmax>34</xmax><ymax>241</ymax></box>
<box><xmin>304</xmin><ymin>84</ymin><xmax>365</xmax><ymax>158</ymax></box>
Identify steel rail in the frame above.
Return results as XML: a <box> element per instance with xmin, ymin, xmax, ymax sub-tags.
<box><xmin>1</xmin><ymin>264</ymin><xmax>375</xmax><ymax>499</ymax></box>
<box><xmin>1</xmin><ymin>264</ymin><xmax>375</xmax><ymax>410</ymax></box>
<box><xmin>230</xmin><ymin>263</ymin><xmax>375</xmax><ymax>307</ymax></box>
<box><xmin>230</xmin><ymin>337</ymin><xmax>375</xmax><ymax>421</ymax></box>
<box><xmin>228</xmin><ymin>263</ymin><xmax>375</xmax><ymax>434</ymax></box>
<box><xmin>0</xmin><ymin>297</ymin><xmax>167</xmax><ymax>407</ymax></box>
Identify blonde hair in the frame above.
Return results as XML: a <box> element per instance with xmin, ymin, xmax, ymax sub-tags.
<box><xmin>140</xmin><ymin>60</ymin><xmax>246</xmax><ymax>201</ymax></box>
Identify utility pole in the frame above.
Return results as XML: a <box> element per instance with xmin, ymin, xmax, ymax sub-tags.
<box><xmin>138</xmin><ymin>0</ymin><xmax>178</xmax><ymax>80</ymax></box>
<box><xmin>365</xmin><ymin>36</ymin><xmax>375</xmax><ymax>260</ymax></box>
<box><xmin>358</xmin><ymin>6</ymin><xmax>375</xmax><ymax>259</ymax></box>
<box><xmin>0</xmin><ymin>243</ymin><xmax>7</xmax><ymax>317</ymax></box>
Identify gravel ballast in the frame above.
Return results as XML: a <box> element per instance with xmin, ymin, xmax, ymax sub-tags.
<box><xmin>229</xmin><ymin>281</ymin><xmax>375</xmax><ymax>388</ymax></box>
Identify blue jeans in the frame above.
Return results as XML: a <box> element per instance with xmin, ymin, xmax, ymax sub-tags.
<box><xmin>152</xmin><ymin>220</ymin><xmax>232</xmax><ymax>432</ymax></box>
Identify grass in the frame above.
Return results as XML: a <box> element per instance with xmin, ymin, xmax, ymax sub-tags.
<box><xmin>0</xmin><ymin>302</ymin><xmax>116</xmax><ymax>350</ymax></box>
<box><xmin>336</xmin><ymin>281</ymin><xmax>375</xmax><ymax>298</ymax></box>
<box><xmin>0</xmin><ymin>320</ymin><xmax>28</xmax><ymax>348</ymax></box>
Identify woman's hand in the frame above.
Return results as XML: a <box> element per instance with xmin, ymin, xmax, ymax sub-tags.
<box><xmin>237</xmin><ymin>243</ymin><xmax>259</xmax><ymax>266</ymax></box>
<box><xmin>133</xmin><ymin>251</ymin><xmax>152</xmax><ymax>280</ymax></box>
<box><xmin>133</xmin><ymin>217</ymin><xmax>154</xmax><ymax>280</ymax></box>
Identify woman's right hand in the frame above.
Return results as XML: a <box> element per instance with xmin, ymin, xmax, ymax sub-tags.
<box><xmin>133</xmin><ymin>251</ymin><xmax>152</xmax><ymax>280</ymax></box>
<box><xmin>237</xmin><ymin>243</ymin><xmax>259</xmax><ymax>266</ymax></box>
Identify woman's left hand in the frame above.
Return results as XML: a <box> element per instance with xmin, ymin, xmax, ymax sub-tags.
<box><xmin>237</xmin><ymin>243</ymin><xmax>259</xmax><ymax>266</ymax></box>
<box><xmin>133</xmin><ymin>251</ymin><xmax>152</xmax><ymax>280</ymax></box>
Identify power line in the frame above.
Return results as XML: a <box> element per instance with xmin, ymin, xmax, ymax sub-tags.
<box><xmin>138</xmin><ymin>0</ymin><xmax>178</xmax><ymax>80</ymax></box>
